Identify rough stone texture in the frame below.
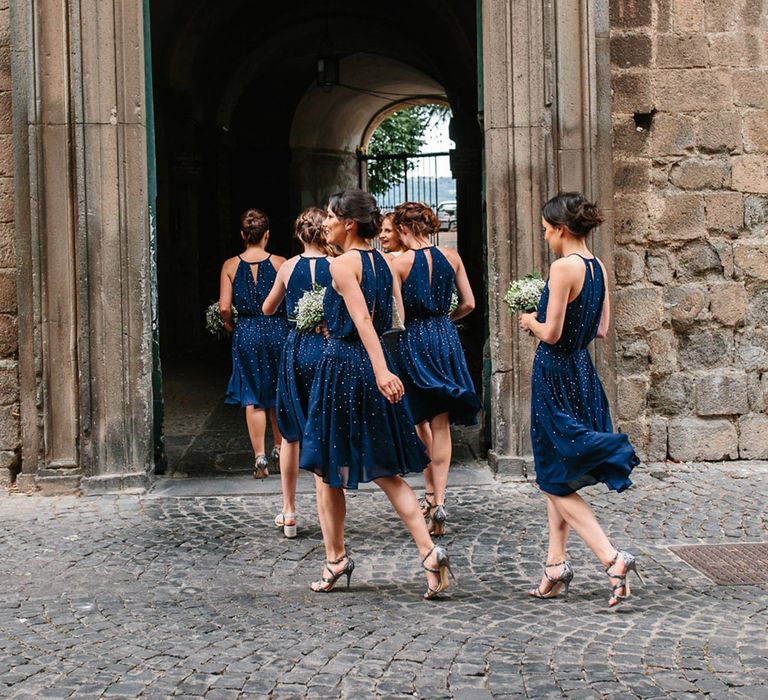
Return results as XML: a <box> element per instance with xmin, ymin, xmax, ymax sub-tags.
<box><xmin>738</xmin><ymin>414</ymin><xmax>768</xmax><ymax>459</ymax></box>
<box><xmin>0</xmin><ymin>3</ymin><xmax>15</xmax><ymax>486</ymax></box>
<box><xmin>611</xmin><ymin>0</ymin><xmax>768</xmax><ymax>460</ymax></box>
<box><xmin>668</xmin><ymin>417</ymin><xmax>739</xmax><ymax>461</ymax></box>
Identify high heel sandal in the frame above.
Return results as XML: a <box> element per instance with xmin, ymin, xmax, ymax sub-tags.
<box><xmin>274</xmin><ymin>512</ymin><xmax>298</xmax><ymax>539</ymax></box>
<box><xmin>269</xmin><ymin>445</ymin><xmax>281</xmax><ymax>473</ymax></box>
<box><xmin>418</xmin><ymin>492</ymin><xmax>435</xmax><ymax>520</ymax></box>
<box><xmin>605</xmin><ymin>551</ymin><xmax>643</xmax><ymax>608</ymax></box>
<box><xmin>422</xmin><ymin>544</ymin><xmax>456</xmax><ymax>600</ymax></box>
<box><xmin>253</xmin><ymin>454</ymin><xmax>269</xmax><ymax>479</ymax></box>
<box><xmin>528</xmin><ymin>560</ymin><xmax>574</xmax><ymax>600</ymax></box>
<box><xmin>310</xmin><ymin>553</ymin><xmax>355</xmax><ymax>593</ymax></box>
<box><xmin>429</xmin><ymin>504</ymin><xmax>447</xmax><ymax>537</ymax></box>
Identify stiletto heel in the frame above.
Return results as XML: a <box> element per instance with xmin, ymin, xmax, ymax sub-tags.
<box><xmin>253</xmin><ymin>454</ymin><xmax>269</xmax><ymax>479</ymax></box>
<box><xmin>269</xmin><ymin>445</ymin><xmax>281</xmax><ymax>473</ymax></box>
<box><xmin>422</xmin><ymin>544</ymin><xmax>454</xmax><ymax>599</ymax></box>
<box><xmin>528</xmin><ymin>560</ymin><xmax>574</xmax><ymax>600</ymax></box>
<box><xmin>310</xmin><ymin>553</ymin><xmax>355</xmax><ymax>593</ymax></box>
<box><xmin>429</xmin><ymin>504</ymin><xmax>447</xmax><ymax>536</ymax></box>
<box><xmin>418</xmin><ymin>492</ymin><xmax>435</xmax><ymax>520</ymax></box>
<box><xmin>605</xmin><ymin>551</ymin><xmax>642</xmax><ymax>607</ymax></box>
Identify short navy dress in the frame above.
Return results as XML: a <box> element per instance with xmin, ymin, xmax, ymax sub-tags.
<box><xmin>276</xmin><ymin>256</ymin><xmax>332</xmax><ymax>443</ymax></box>
<box><xmin>531</xmin><ymin>254</ymin><xmax>638</xmax><ymax>496</ymax></box>
<box><xmin>225</xmin><ymin>255</ymin><xmax>290</xmax><ymax>409</ymax></box>
<box><xmin>300</xmin><ymin>249</ymin><xmax>430</xmax><ymax>489</ymax></box>
<box><xmin>398</xmin><ymin>247</ymin><xmax>481</xmax><ymax>425</ymax></box>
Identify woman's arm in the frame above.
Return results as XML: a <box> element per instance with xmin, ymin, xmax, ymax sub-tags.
<box><xmin>385</xmin><ymin>255</ymin><xmax>406</xmax><ymax>326</ymax></box>
<box><xmin>219</xmin><ymin>259</ymin><xmax>235</xmax><ymax>332</ymax></box>
<box><xmin>262</xmin><ymin>258</ymin><xmax>293</xmax><ymax>315</ymax></box>
<box><xmin>518</xmin><ymin>258</ymin><xmax>581</xmax><ymax>344</ymax></box>
<box><xmin>595</xmin><ymin>260</ymin><xmax>611</xmax><ymax>339</ymax></box>
<box><xmin>332</xmin><ymin>255</ymin><xmax>404</xmax><ymax>404</ymax></box>
<box><xmin>448</xmin><ymin>251</ymin><xmax>475</xmax><ymax>321</ymax></box>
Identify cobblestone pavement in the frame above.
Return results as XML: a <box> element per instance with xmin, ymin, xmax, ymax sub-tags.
<box><xmin>1</xmin><ymin>463</ymin><xmax>767</xmax><ymax>699</ymax></box>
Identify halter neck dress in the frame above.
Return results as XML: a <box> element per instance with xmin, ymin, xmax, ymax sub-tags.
<box><xmin>300</xmin><ymin>249</ymin><xmax>429</xmax><ymax>489</ymax></box>
<box><xmin>531</xmin><ymin>254</ymin><xmax>638</xmax><ymax>495</ymax></box>
<box><xmin>397</xmin><ymin>246</ymin><xmax>480</xmax><ymax>425</ymax></box>
<box><xmin>276</xmin><ymin>255</ymin><xmax>332</xmax><ymax>443</ymax></box>
<box><xmin>225</xmin><ymin>255</ymin><xmax>290</xmax><ymax>409</ymax></box>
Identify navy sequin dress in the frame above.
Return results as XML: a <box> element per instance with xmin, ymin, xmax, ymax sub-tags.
<box><xmin>531</xmin><ymin>254</ymin><xmax>638</xmax><ymax>496</ymax></box>
<box><xmin>398</xmin><ymin>247</ymin><xmax>481</xmax><ymax>425</ymax></box>
<box><xmin>225</xmin><ymin>255</ymin><xmax>290</xmax><ymax>409</ymax></box>
<box><xmin>300</xmin><ymin>249</ymin><xmax>430</xmax><ymax>489</ymax></box>
<box><xmin>276</xmin><ymin>256</ymin><xmax>332</xmax><ymax>443</ymax></box>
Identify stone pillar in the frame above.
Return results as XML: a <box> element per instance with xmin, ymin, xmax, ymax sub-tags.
<box><xmin>481</xmin><ymin>0</ymin><xmax>613</xmax><ymax>475</ymax></box>
<box><xmin>11</xmin><ymin>0</ymin><xmax>153</xmax><ymax>494</ymax></box>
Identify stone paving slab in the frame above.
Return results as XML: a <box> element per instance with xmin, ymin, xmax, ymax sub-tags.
<box><xmin>0</xmin><ymin>463</ymin><xmax>766</xmax><ymax>698</ymax></box>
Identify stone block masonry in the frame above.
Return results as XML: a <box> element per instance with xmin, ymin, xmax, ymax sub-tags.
<box><xmin>0</xmin><ymin>1</ymin><xmax>18</xmax><ymax>487</ymax></box>
<box><xmin>610</xmin><ymin>0</ymin><xmax>768</xmax><ymax>461</ymax></box>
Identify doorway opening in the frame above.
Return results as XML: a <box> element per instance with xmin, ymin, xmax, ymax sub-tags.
<box><xmin>148</xmin><ymin>1</ymin><xmax>484</xmax><ymax>477</ymax></box>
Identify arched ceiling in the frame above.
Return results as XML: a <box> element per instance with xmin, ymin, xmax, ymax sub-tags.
<box><xmin>150</xmin><ymin>0</ymin><xmax>478</xmax><ymax>143</ymax></box>
<box><xmin>289</xmin><ymin>54</ymin><xmax>446</xmax><ymax>152</ymax></box>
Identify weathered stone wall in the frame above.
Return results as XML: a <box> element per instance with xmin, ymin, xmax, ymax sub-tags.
<box><xmin>0</xmin><ymin>0</ymin><xmax>19</xmax><ymax>487</ymax></box>
<box><xmin>610</xmin><ymin>0</ymin><xmax>768</xmax><ymax>461</ymax></box>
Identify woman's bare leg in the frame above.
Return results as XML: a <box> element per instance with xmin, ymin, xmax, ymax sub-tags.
<box><xmin>374</xmin><ymin>476</ymin><xmax>443</xmax><ymax>591</ymax></box>
<box><xmin>311</xmin><ymin>476</ymin><xmax>347</xmax><ymax>589</ymax></box>
<box><xmin>268</xmin><ymin>408</ymin><xmax>282</xmax><ymax>451</ymax></box>
<box><xmin>415</xmin><ymin>421</ymin><xmax>435</xmax><ymax>508</ymax></box>
<box><xmin>245</xmin><ymin>406</ymin><xmax>266</xmax><ymax>457</ymax></box>
<box><xmin>279</xmin><ymin>441</ymin><xmax>299</xmax><ymax>525</ymax></box>
<box><xmin>428</xmin><ymin>413</ymin><xmax>451</xmax><ymax>506</ymax></box>
<box><xmin>535</xmin><ymin>496</ymin><xmax>570</xmax><ymax>592</ymax></box>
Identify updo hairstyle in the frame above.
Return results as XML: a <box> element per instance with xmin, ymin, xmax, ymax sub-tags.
<box><xmin>240</xmin><ymin>208</ymin><xmax>270</xmax><ymax>245</ymax></box>
<box><xmin>392</xmin><ymin>201</ymin><xmax>440</xmax><ymax>239</ymax></box>
<box><xmin>328</xmin><ymin>190</ymin><xmax>383</xmax><ymax>240</ymax></box>
<box><xmin>295</xmin><ymin>206</ymin><xmax>334</xmax><ymax>256</ymax></box>
<box><xmin>541</xmin><ymin>192</ymin><xmax>604</xmax><ymax>238</ymax></box>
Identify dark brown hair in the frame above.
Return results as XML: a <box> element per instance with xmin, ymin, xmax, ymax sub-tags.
<box><xmin>328</xmin><ymin>190</ymin><xmax>382</xmax><ymax>240</ymax></box>
<box><xmin>392</xmin><ymin>201</ymin><xmax>440</xmax><ymax>239</ymax></box>
<box><xmin>240</xmin><ymin>208</ymin><xmax>269</xmax><ymax>245</ymax></box>
<box><xmin>295</xmin><ymin>207</ymin><xmax>334</xmax><ymax>256</ymax></box>
<box><xmin>541</xmin><ymin>192</ymin><xmax>604</xmax><ymax>238</ymax></box>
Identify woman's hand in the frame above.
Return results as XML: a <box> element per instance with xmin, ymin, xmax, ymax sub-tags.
<box><xmin>518</xmin><ymin>312</ymin><xmax>537</xmax><ymax>334</ymax></box>
<box><xmin>224</xmin><ymin>320</ymin><xmax>235</xmax><ymax>333</ymax></box>
<box><xmin>376</xmin><ymin>369</ymin><xmax>405</xmax><ymax>404</ymax></box>
<box><xmin>316</xmin><ymin>321</ymin><xmax>330</xmax><ymax>340</ymax></box>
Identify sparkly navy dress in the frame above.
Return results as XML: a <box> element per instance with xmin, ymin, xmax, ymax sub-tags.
<box><xmin>225</xmin><ymin>255</ymin><xmax>290</xmax><ymax>409</ymax></box>
<box><xmin>276</xmin><ymin>256</ymin><xmax>332</xmax><ymax>443</ymax></box>
<box><xmin>531</xmin><ymin>254</ymin><xmax>638</xmax><ymax>495</ymax></box>
<box><xmin>300</xmin><ymin>249</ymin><xmax>430</xmax><ymax>489</ymax></box>
<box><xmin>398</xmin><ymin>247</ymin><xmax>480</xmax><ymax>425</ymax></box>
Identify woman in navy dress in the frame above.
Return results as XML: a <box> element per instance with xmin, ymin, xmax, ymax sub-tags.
<box><xmin>392</xmin><ymin>202</ymin><xmax>481</xmax><ymax>536</ymax></box>
<box><xmin>219</xmin><ymin>208</ymin><xmax>289</xmax><ymax>479</ymax></box>
<box><xmin>300</xmin><ymin>190</ymin><xmax>454</xmax><ymax>599</ymax></box>
<box><xmin>518</xmin><ymin>193</ymin><xmax>641</xmax><ymax>607</ymax></box>
<box><xmin>262</xmin><ymin>207</ymin><xmax>333</xmax><ymax>538</ymax></box>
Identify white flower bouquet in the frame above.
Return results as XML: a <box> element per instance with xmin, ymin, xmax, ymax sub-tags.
<box><xmin>504</xmin><ymin>273</ymin><xmax>545</xmax><ymax>314</ymax></box>
<box><xmin>205</xmin><ymin>301</ymin><xmax>237</xmax><ymax>337</ymax></box>
<box><xmin>293</xmin><ymin>284</ymin><xmax>326</xmax><ymax>332</ymax></box>
<box><xmin>449</xmin><ymin>289</ymin><xmax>459</xmax><ymax>314</ymax></box>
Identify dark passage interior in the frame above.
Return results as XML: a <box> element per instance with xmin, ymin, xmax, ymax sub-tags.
<box><xmin>149</xmin><ymin>0</ymin><xmax>485</xmax><ymax>475</ymax></box>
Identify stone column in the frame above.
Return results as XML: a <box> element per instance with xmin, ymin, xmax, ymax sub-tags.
<box><xmin>11</xmin><ymin>0</ymin><xmax>153</xmax><ymax>494</ymax></box>
<box><xmin>481</xmin><ymin>0</ymin><xmax>613</xmax><ymax>474</ymax></box>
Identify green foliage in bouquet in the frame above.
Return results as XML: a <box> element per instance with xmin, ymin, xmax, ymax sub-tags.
<box><xmin>205</xmin><ymin>301</ymin><xmax>237</xmax><ymax>338</ymax></box>
<box><xmin>293</xmin><ymin>284</ymin><xmax>326</xmax><ymax>332</ymax></box>
<box><xmin>504</xmin><ymin>273</ymin><xmax>545</xmax><ymax>314</ymax></box>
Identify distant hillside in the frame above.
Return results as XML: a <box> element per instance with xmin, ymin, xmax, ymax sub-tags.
<box><xmin>376</xmin><ymin>176</ymin><xmax>457</xmax><ymax>210</ymax></box>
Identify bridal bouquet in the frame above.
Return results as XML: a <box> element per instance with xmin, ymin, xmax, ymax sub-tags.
<box><xmin>504</xmin><ymin>273</ymin><xmax>545</xmax><ymax>314</ymax></box>
<box><xmin>294</xmin><ymin>284</ymin><xmax>326</xmax><ymax>332</ymax></box>
<box><xmin>205</xmin><ymin>301</ymin><xmax>238</xmax><ymax>337</ymax></box>
<box><xmin>449</xmin><ymin>289</ymin><xmax>459</xmax><ymax>314</ymax></box>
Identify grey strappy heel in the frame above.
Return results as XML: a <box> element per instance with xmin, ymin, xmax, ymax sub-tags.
<box><xmin>529</xmin><ymin>560</ymin><xmax>574</xmax><ymax>600</ymax></box>
<box><xmin>422</xmin><ymin>544</ymin><xmax>455</xmax><ymax>599</ymax></box>
<box><xmin>606</xmin><ymin>551</ymin><xmax>643</xmax><ymax>608</ymax></box>
<box><xmin>253</xmin><ymin>454</ymin><xmax>269</xmax><ymax>479</ymax></box>
<box><xmin>429</xmin><ymin>504</ymin><xmax>447</xmax><ymax>536</ymax></box>
<box><xmin>310</xmin><ymin>553</ymin><xmax>355</xmax><ymax>593</ymax></box>
<box><xmin>419</xmin><ymin>491</ymin><xmax>435</xmax><ymax>520</ymax></box>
